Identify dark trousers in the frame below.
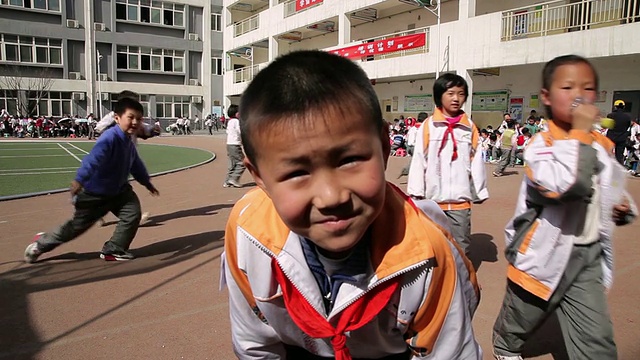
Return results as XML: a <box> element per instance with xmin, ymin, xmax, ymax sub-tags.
<box><xmin>614</xmin><ymin>142</ymin><xmax>626</xmax><ymax>165</ymax></box>
<box><xmin>37</xmin><ymin>185</ymin><xmax>142</xmax><ymax>254</ymax></box>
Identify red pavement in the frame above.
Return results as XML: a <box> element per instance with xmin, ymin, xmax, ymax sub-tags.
<box><xmin>0</xmin><ymin>135</ymin><xmax>638</xmax><ymax>360</ymax></box>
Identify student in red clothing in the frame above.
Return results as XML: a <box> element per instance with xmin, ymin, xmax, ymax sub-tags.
<box><xmin>223</xmin><ymin>50</ymin><xmax>481</xmax><ymax>360</ymax></box>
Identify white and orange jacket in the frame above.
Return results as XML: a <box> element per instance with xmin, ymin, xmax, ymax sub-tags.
<box><xmin>222</xmin><ymin>184</ymin><xmax>482</xmax><ymax>359</ymax></box>
<box><xmin>504</xmin><ymin>121</ymin><xmax>637</xmax><ymax>300</ymax></box>
<box><xmin>407</xmin><ymin>109</ymin><xmax>489</xmax><ymax>211</ymax></box>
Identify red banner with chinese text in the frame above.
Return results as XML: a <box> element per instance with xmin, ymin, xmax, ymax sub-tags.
<box><xmin>296</xmin><ymin>0</ymin><xmax>323</xmax><ymax>12</ymax></box>
<box><xmin>330</xmin><ymin>33</ymin><xmax>426</xmax><ymax>60</ymax></box>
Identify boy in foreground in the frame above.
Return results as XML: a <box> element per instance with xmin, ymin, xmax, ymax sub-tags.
<box><xmin>223</xmin><ymin>50</ymin><xmax>481</xmax><ymax>359</ymax></box>
<box><xmin>25</xmin><ymin>97</ymin><xmax>159</xmax><ymax>263</ymax></box>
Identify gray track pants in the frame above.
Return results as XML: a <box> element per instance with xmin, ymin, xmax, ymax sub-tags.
<box><xmin>493</xmin><ymin>242</ymin><xmax>616</xmax><ymax>359</ymax></box>
<box><xmin>225</xmin><ymin>144</ymin><xmax>246</xmax><ymax>183</ymax></box>
<box><xmin>444</xmin><ymin>209</ymin><xmax>471</xmax><ymax>255</ymax></box>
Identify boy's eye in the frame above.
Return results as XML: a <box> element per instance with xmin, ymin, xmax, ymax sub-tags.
<box><xmin>283</xmin><ymin>170</ymin><xmax>308</xmax><ymax>180</ymax></box>
<box><xmin>340</xmin><ymin>156</ymin><xmax>364</xmax><ymax>166</ymax></box>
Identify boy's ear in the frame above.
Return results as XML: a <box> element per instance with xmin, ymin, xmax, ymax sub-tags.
<box><xmin>380</xmin><ymin>123</ymin><xmax>391</xmax><ymax>169</ymax></box>
<box><xmin>244</xmin><ymin>158</ymin><xmax>268</xmax><ymax>194</ymax></box>
<box><xmin>541</xmin><ymin>89</ymin><xmax>551</xmax><ymax>107</ymax></box>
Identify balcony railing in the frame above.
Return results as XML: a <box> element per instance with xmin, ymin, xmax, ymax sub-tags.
<box><xmin>233</xmin><ymin>14</ymin><xmax>260</xmax><ymax>37</ymax></box>
<box><xmin>502</xmin><ymin>0</ymin><xmax>640</xmax><ymax>41</ymax></box>
<box><xmin>233</xmin><ymin>63</ymin><xmax>266</xmax><ymax>84</ymax></box>
<box><xmin>284</xmin><ymin>0</ymin><xmax>323</xmax><ymax>18</ymax></box>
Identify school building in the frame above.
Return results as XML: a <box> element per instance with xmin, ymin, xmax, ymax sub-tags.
<box><xmin>0</xmin><ymin>0</ymin><xmax>224</xmax><ymax>119</ymax></box>
<box><xmin>223</xmin><ymin>0</ymin><xmax>640</xmax><ymax>128</ymax></box>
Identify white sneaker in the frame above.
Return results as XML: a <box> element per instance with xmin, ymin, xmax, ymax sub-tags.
<box><xmin>24</xmin><ymin>233</ymin><xmax>44</xmax><ymax>263</ymax></box>
<box><xmin>140</xmin><ymin>212</ymin><xmax>150</xmax><ymax>225</ymax></box>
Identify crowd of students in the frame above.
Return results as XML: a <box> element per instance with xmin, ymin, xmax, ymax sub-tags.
<box><xmin>0</xmin><ymin>113</ymin><xmax>97</xmax><ymax>139</ymax></box>
<box><xmin>17</xmin><ymin>50</ymin><xmax>637</xmax><ymax>360</ymax></box>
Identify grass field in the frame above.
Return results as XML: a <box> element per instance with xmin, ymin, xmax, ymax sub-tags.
<box><xmin>0</xmin><ymin>141</ymin><xmax>213</xmax><ymax>198</ymax></box>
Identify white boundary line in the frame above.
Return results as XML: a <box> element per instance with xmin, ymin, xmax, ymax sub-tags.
<box><xmin>0</xmin><ymin>147</ymin><xmax>217</xmax><ymax>202</ymax></box>
<box><xmin>0</xmin><ymin>166</ymin><xmax>78</xmax><ymax>172</ymax></box>
<box><xmin>0</xmin><ymin>147</ymin><xmax>62</xmax><ymax>150</ymax></box>
<box><xmin>57</xmin><ymin>143</ymin><xmax>82</xmax><ymax>162</ymax></box>
<box><xmin>0</xmin><ymin>154</ymin><xmax>70</xmax><ymax>158</ymax></box>
<box><xmin>65</xmin><ymin>142</ymin><xmax>89</xmax><ymax>154</ymax></box>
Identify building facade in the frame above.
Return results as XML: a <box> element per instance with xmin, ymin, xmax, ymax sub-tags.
<box><xmin>223</xmin><ymin>0</ymin><xmax>640</xmax><ymax>127</ymax></box>
<box><xmin>0</xmin><ymin>0</ymin><xmax>224</xmax><ymax>119</ymax></box>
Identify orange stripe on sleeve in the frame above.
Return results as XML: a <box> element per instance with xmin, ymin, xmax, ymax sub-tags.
<box><xmin>518</xmin><ymin>220</ymin><xmax>539</xmax><ymax>254</ymax></box>
<box><xmin>507</xmin><ymin>264</ymin><xmax>552</xmax><ymax>300</ymax></box>
<box><xmin>224</xmin><ymin>199</ymin><xmax>258</xmax><ymax>310</ymax></box>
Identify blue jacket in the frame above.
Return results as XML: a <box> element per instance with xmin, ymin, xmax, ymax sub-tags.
<box><xmin>75</xmin><ymin>125</ymin><xmax>151</xmax><ymax>196</ymax></box>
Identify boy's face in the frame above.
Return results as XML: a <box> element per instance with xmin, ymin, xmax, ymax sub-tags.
<box><xmin>115</xmin><ymin>108</ymin><xmax>142</xmax><ymax>134</ymax></box>
<box><xmin>246</xmin><ymin>107</ymin><xmax>390</xmax><ymax>257</ymax></box>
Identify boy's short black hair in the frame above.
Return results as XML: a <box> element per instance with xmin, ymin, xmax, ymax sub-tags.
<box><xmin>117</xmin><ymin>90</ymin><xmax>140</xmax><ymax>101</ymax></box>
<box><xmin>542</xmin><ymin>55</ymin><xmax>599</xmax><ymax>119</ymax></box>
<box><xmin>239</xmin><ymin>50</ymin><xmax>382</xmax><ymax>165</ymax></box>
<box><xmin>114</xmin><ymin>97</ymin><xmax>144</xmax><ymax>117</ymax></box>
<box><xmin>228</xmin><ymin>104</ymin><xmax>239</xmax><ymax>118</ymax></box>
<box><xmin>417</xmin><ymin>112</ymin><xmax>428</xmax><ymax>122</ymax></box>
<box><xmin>481</xmin><ymin>128</ymin><xmax>488</xmax><ymax>135</ymax></box>
<box><xmin>521</xmin><ymin>127</ymin><xmax>530</xmax><ymax>135</ymax></box>
<box><xmin>433</xmin><ymin>73</ymin><xmax>468</xmax><ymax>108</ymax></box>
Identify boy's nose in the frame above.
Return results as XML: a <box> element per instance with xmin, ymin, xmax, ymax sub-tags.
<box><xmin>313</xmin><ymin>176</ymin><xmax>349</xmax><ymax>210</ymax></box>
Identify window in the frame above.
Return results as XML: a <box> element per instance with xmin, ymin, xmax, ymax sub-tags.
<box><xmin>115</xmin><ymin>0</ymin><xmax>184</xmax><ymax>27</ymax></box>
<box><xmin>110</xmin><ymin>94</ymin><xmax>150</xmax><ymax>116</ymax></box>
<box><xmin>211</xmin><ymin>57</ymin><xmax>222</xmax><ymax>76</ymax></box>
<box><xmin>0</xmin><ymin>34</ymin><xmax>63</xmax><ymax>65</ymax></box>
<box><xmin>24</xmin><ymin>91</ymin><xmax>73</xmax><ymax>117</ymax></box>
<box><xmin>155</xmin><ymin>95</ymin><xmax>190</xmax><ymax>118</ymax></box>
<box><xmin>116</xmin><ymin>46</ymin><xmax>184</xmax><ymax>73</ymax></box>
<box><xmin>0</xmin><ymin>90</ymin><xmax>18</xmax><ymax>116</ymax></box>
<box><xmin>211</xmin><ymin>13</ymin><xmax>222</xmax><ymax>31</ymax></box>
<box><xmin>5</xmin><ymin>0</ymin><xmax>60</xmax><ymax>11</ymax></box>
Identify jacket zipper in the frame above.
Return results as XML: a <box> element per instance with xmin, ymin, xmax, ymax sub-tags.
<box><xmin>239</xmin><ymin>228</ymin><xmax>327</xmax><ymax>316</ymax></box>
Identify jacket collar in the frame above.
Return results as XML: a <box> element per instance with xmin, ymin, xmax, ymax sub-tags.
<box><xmin>236</xmin><ymin>183</ymin><xmax>440</xmax><ymax>281</ymax></box>
<box><xmin>431</xmin><ymin>107</ymin><xmax>472</xmax><ymax>129</ymax></box>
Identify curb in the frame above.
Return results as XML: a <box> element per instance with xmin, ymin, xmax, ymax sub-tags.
<box><xmin>0</xmin><ymin>145</ymin><xmax>216</xmax><ymax>202</ymax></box>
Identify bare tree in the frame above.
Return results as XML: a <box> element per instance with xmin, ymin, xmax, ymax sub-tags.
<box><xmin>0</xmin><ymin>66</ymin><xmax>54</xmax><ymax>116</ymax></box>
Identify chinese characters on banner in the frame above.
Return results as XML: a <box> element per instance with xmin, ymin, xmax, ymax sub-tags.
<box><xmin>296</xmin><ymin>0</ymin><xmax>323</xmax><ymax>12</ymax></box>
<box><xmin>330</xmin><ymin>33</ymin><xmax>426</xmax><ymax>60</ymax></box>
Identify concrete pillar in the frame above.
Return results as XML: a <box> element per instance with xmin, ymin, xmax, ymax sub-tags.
<box><xmin>269</xmin><ymin>36</ymin><xmax>279</xmax><ymax>61</ymax></box>
<box><xmin>84</xmin><ymin>0</ymin><xmax>96</xmax><ymax>115</ymax></box>
<box><xmin>338</xmin><ymin>13</ymin><xmax>351</xmax><ymax>45</ymax></box>
<box><xmin>459</xmin><ymin>69</ymin><xmax>473</xmax><ymax>115</ymax></box>
<box><xmin>458</xmin><ymin>0</ymin><xmax>476</xmax><ymax>20</ymax></box>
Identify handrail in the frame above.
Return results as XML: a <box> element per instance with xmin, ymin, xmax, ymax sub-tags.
<box><xmin>502</xmin><ymin>0</ymin><xmax>640</xmax><ymax>41</ymax></box>
<box><xmin>233</xmin><ymin>13</ymin><xmax>260</xmax><ymax>37</ymax></box>
<box><xmin>232</xmin><ymin>63</ymin><xmax>267</xmax><ymax>83</ymax></box>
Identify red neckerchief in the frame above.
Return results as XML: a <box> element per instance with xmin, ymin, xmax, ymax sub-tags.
<box><xmin>271</xmin><ymin>258</ymin><xmax>399</xmax><ymax>360</ymax></box>
<box><xmin>435</xmin><ymin>107</ymin><xmax>465</xmax><ymax>161</ymax></box>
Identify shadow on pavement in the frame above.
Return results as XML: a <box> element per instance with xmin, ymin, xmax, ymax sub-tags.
<box><xmin>0</xmin><ymin>229</ymin><xmax>224</xmax><ymax>359</ymax></box>
<box><xmin>468</xmin><ymin>233</ymin><xmax>499</xmax><ymax>271</ymax></box>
